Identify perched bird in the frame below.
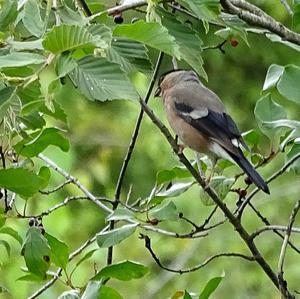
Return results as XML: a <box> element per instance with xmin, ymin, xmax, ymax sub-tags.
<box><xmin>155</xmin><ymin>69</ymin><xmax>270</xmax><ymax>194</ymax></box>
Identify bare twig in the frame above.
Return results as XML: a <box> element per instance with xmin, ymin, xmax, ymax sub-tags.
<box><xmin>106</xmin><ymin>52</ymin><xmax>164</xmax><ymax>265</ymax></box>
<box><xmin>278</xmin><ymin>200</ymin><xmax>300</xmax><ymax>299</ymax></box>
<box><xmin>140</xmin><ymin>234</ymin><xmax>254</xmax><ymax>273</ymax></box>
<box><xmin>39</xmin><ymin>179</ymin><xmax>72</xmax><ymax>195</ymax></box>
<box><xmin>280</xmin><ymin>0</ymin><xmax>293</xmax><ymax>16</ymax></box>
<box><xmin>251</xmin><ymin>225</ymin><xmax>300</xmax><ymax>240</ymax></box>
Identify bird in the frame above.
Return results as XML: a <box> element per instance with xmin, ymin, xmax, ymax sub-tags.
<box><xmin>155</xmin><ymin>69</ymin><xmax>270</xmax><ymax>194</ymax></box>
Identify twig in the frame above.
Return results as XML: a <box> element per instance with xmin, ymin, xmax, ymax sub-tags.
<box><xmin>106</xmin><ymin>52</ymin><xmax>164</xmax><ymax>265</ymax></box>
<box><xmin>237</xmin><ymin>152</ymin><xmax>300</xmax><ymax>218</ymax></box>
<box><xmin>138</xmin><ymin>97</ymin><xmax>286</xmax><ymax>293</ymax></box>
<box><xmin>140</xmin><ymin>234</ymin><xmax>254</xmax><ymax>273</ymax></box>
<box><xmin>249</xmin><ymin>202</ymin><xmax>300</xmax><ymax>255</ymax></box>
<box><xmin>278</xmin><ymin>199</ymin><xmax>300</xmax><ymax>299</ymax></box>
<box><xmin>280</xmin><ymin>0</ymin><xmax>293</xmax><ymax>16</ymax></box>
<box><xmin>251</xmin><ymin>225</ymin><xmax>300</xmax><ymax>240</ymax></box>
<box><xmin>203</xmin><ymin>40</ymin><xmax>227</xmax><ymax>54</ymax></box>
<box><xmin>39</xmin><ymin>179</ymin><xmax>72</xmax><ymax>195</ymax></box>
<box><xmin>38</xmin><ymin>154</ymin><xmax>112</xmax><ymax>214</ymax></box>
<box><xmin>76</xmin><ymin>0</ymin><xmax>92</xmax><ymax>16</ymax></box>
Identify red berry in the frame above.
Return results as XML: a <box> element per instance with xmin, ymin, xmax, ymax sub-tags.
<box><xmin>230</xmin><ymin>38</ymin><xmax>239</xmax><ymax>47</ymax></box>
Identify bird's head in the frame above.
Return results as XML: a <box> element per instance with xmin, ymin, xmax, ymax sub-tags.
<box><xmin>155</xmin><ymin>69</ymin><xmax>200</xmax><ymax>97</ymax></box>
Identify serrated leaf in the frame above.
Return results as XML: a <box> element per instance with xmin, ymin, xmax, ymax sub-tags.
<box><xmin>88</xmin><ymin>24</ymin><xmax>112</xmax><ymax>48</ymax></box>
<box><xmin>98</xmin><ymin>285</ymin><xmax>123</xmax><ymax>299</ymax></box>
<box><xmin>199</xmin><ymin>274</ymin><xmax>224</xmax><ymax>299</ymax></box>
<box><xmin>14</xmin><ymin>127</ymin><xmax>69</xmax><ymax>157</ymax></box>
<box><xmin>263</xmin><ymin>64</ymin><xmax>285</xmax><ymax>91</ymax></box>
<box><xmin>21</xmin><ymin>227</ymin><xmax>51</xmax><ymax>278</ymax></box>
<box><xmin>0</xmin><ymin>53</ymin><xmax>45</xmax><ymax>69</ymax></box>
<box><xmin>0</xmin><ymin>226</ymin><xmax>22</xmax><ymax>245</ymax></box>
<box><xmin>200</xmin><ymin>176</ymin><xmax>234</xmax><ymax>206</ymax></box>
<box><xmin>277</xmin><ymin>65</ymin><xmax>300</xmax><ymax>104</ymax></box>
<box><xmin>58</xmin><ymin>5</ymin><xmax>88</xmax><ymax>26</ymax></box>
<box><xmin>254</xmin><ymin>94</ymin><xmax>287</xmax><ymax>143</ymax></box>
<box><xmin>56</xmin><ymin>53</ymin><xmax>77</xmax><ymax>78</ymax></box>
<box><xmin>96</xmin><ymin>224</ymin><xmax>137</xmax><ymax>248</ymax></box>
<box><xmin>0</xmin><ymin>168</ymin><xmax>45</xmax><ymax>197</ymax></box>
<box><xmin>150</xmin><ymin>201</ymin><xmax>178</xmax><ymax>221</ymax></box>
<box><xmin>69</xmin><ymin>56</ymin><xmax>138</xmax><ymax>101</ymax></box>
<box><xmin>107</xmin><ymin>37</ymin><xmax>153</xmax><ymax>74</ymax></box>
<box><xmin>0</xmin><ymin>0</ymin><xmax>17</xmax><ymax>31</ymax></box>
<box><xmin>45</xmin><ymin>233</ymin><xmax>69</xmax><ymax>270</ymax></box>
<box><xmin>113</xmin><ymin>20</ymin><xmax>180</xmax><ymax>58</ymax></box>
<box><xmin>93</xmin><ymin>260</ymin><xmax>148</xmax><ymax>281</ymax></box>
<box><xmin>157</xmin><ymin>7</ymin><xmax>206</xmax><ymax>79</ymax></box>
<box><xmin>23</xmin><ymin>0</ymin><xmax>44</xmax><ymax>37</ymax></box>
<box><xmin>58</xmin><ymin>289</ymin><xmax>80</xmax><ymax>299</ymax></box>
<box><xmin>43</xmin><ymin>24</ymin><xmax>95</xmax><ymax>54</ymax></box>
<box><xmin>106</xmin><ymin>208</ymin><xmax>135</xmax><ymax>222</ymax></box>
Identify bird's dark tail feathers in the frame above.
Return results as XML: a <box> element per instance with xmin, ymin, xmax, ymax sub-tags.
<box><xmin>228</xmin><ymin>151</ymin><xmax>270</xmax><ymax>194</ymax></box>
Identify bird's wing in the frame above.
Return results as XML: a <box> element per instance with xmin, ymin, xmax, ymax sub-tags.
<box><xmin>172</xmin><ymin>89</ymin><xmax>248</xmax><ymax>155</ymax></box>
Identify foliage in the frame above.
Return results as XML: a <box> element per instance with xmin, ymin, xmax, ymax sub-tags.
<box><xmin>0</xmin><ymin>0</ymin><xmax>300</xmax><ymax>298</ymax></box>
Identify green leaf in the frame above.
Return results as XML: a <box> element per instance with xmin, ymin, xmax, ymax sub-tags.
<box><xmin>38</xmin><ymin>166</ymin><xmax>51</xmax><ymax>189</ymax></box>
<box><xmin>0</xmin><ymin>53</ymin><xmax>45</xmax><ymax>69</ymax></box>
<box><xmin>0</xmin><ymin>226</ymin><xmax>22</xmax><ymax>245</ymax></box>
<box><xmin>56</xmin><ymin>53</ymin><xmax>77</xmax><ymax>78</ymax></box>
<box><xmin>199</xmin><ymin>274</ymin><xmax>224</xmax><ymax>299</ymax></box>
<box><xmin>58</xmin><ymin>289</ymin><xmax>80</xmax><ymax>299</ymax></box>
<box><xmin>93</xmin><ymin>260</ymin><xmax>148</xmax><ymax>281</ymax></box>
<box><xmin>98</xmin><ymin>285</ymin><xmax>123</xmax><ymax>299</ymax></box>
<box><xmin>0</xmin><ymin>0</ymin><xmax>17</xmax><ymax>31</ymax></box>
<box><xmin>106</xmin><ymin>208</ymin><xmax>135</xmax><ymax>222</ymax></box>
<box><xmin>96</xmin><ymin>224</ymin><xmax>137</xmax><ymax>248</ymax></box>
<box><xmin>286</xmin><ymin>142</ymin><xmax>300</xmax><ymax>175</ymax></box>
<box><xmin>184</xmin><ymin>290</ymin><xmax>193</xmax><ymax>299</ymax></box>
<box><xmin>177</xmin><ymin>0</ymin><xmax>220</xmax><ymax>21</ymax></box>
<box><xmin>72</xmin><ymin>249</ymin><xmax>97</xmax><ymax>272</ymax></box>
<box><xmin>82</xmin><ymin>281</ymin><xmax>102</xmax><ymax>299</ymax></box>
<box><xmin>200</xmin><ymin>176</ymin><xmax>234</xmax><ymax>206</ymax></box>
<box><xmin>69</xmin><ymin>56</ymin><xmax>138</xmax><ymax>101</ymax></box>
<box><xmin>150</xmin><ymin>201</ymin><xmax>178</xmax><ymax>221</ymax></box>
<box><xmin>8</xmin><ymin>39</ymin><xmax>43</xmax><ymax>51</ymax></box>
<box><xmin>88</xmin><ymin>24</ymin><xmax>112</xmax><ymax>49</ymax></box>
<box><xmin>293</xmin><ymin>3</ymin><xmax>300</xmax><ymax>31</ymax></box>
<box><xmin>277</xmin><ymin>65</ymin><xmax>300</xmax><ymax>104</ymax></box>
<box><xmin>0</xmin><ymin>86</ymin><xmax>20</xmax><ymax>121</ymax></box>
<box><xmin>18</xmin><ymin>112</ymin><xmax>46</xmax><ymax>130</ymax></box>
<box><xmin>155</xmin><ymin>181</ymin><xmax>194</xmax><ymax>200</ymax></box>
<box><xmin>43</xmin><ymin>24</ymin><xmax>95</xmax><ymax>54</ymax></box>
<box><xmin>266</xmin><ymin>33</ymin><xmax>300</xmax><ymax>53</ymax></box>
<box><xmin>18</xmin><ymin>80</ymin><xmax>41</xmax><ymax>104</ymax></box>
<box><xmin>107</xmin><ymin>37</ymin><xmax>153</xmax><ymax>74</ymax></box>
<box><xmin>156</xmin><ymin>166</ymin><xmax>192</xmax><ymax>185</ymax></box>
<box><xmin>113</xmin><ymin>20</ymin><xmax>180</xmax><ymax>58</ymax></box>
<box><xmin>157</xmin><ymin>7</ymin><xmax>206</xmax><ymax>79</ymax></box>
<box><xmin>14</xmin><ymin>127</ymin><xmax>70</xmax><ymax>157</ymax></box>
<box><xmin>58</xmin><ymin>5</ymin><xmax>88</xmax><ymax>26</ymax></box>
<box><xmin>45</xmin><ymin>233</ymin><xmax>69</xmax><ymax>270</ymax></box>
<box><xmin>254</xmin><ymin>94</ymin><xmax>287</xmax><ymax>141</ymax></box>
<box><xmin>21</xmin><ymin>227</ymin><xmax>51</xmax><ymax>278</ymax></box>
<box><xmin>0</xmin><ymin>168</ymin><xmax>46</xmax><ymax>197</ymax></box>
<box><xmin>262</xmin><ymin>64</ymin><xmax>284</xmax><ymax>91</ymax></box>
<box><xmin>23</xmin><ymin>0</ymin><xmax>44</xmax><ymax>37</ymax></box>
<box><xmin>0</xmin><ymin>239</ymin><xmax>11</xmax><ymax>256</ymax></box>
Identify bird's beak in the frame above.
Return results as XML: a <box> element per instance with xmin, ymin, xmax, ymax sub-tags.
<box><xmin>154</xmin><ymin>86</ymin><xmax>161</xmax><ymax>97</ymax></box>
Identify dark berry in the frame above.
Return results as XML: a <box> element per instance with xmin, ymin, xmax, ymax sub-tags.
<box><xmin>114</xmin><ymin>14</ymin><xmax>123</xmax><ymax>24</ymax></box>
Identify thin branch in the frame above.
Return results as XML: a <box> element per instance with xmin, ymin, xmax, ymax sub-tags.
<box><xmin>0</xmin><ymin>146</ymin><xmax>8</xmax><ymax>212</ymax></box>
<box><xmin>251</xmin><ymin>225</ymin><xmax>300</xmax><ymax>240</ymax></box>
<box><xmin>138</xmin><ymin>97</ymin><xmax>282</xmax><ymax>292</ymax></box>
<box><xmin>249</xmin><ymin>202</ymin><xmax>300</xmax><ymax>255</ymax></box>
<box><xmin>220</xmin><ymin>0</ymin><xmax>300</xmax><ymax>46</ymax></box>
<box><xmin>38</xmin><ymin>154</ymin><xmax>112</xmax><ymax>214</ymax></box>
<box><xmin>238</xmin><ymin>152</ymin><xmax>300</xmax><ymax>217</ymax></box>
<box><xmin>140</xmin><ymin>234</ymin><xmax>254</xmax><ymax>274</ymax></box>
<box><xmin>278</xmin><ymin>199</ymin><xmax>300</xmax><ymax>299</ymax></box>
<box><xmin>203</xmin><ymin>40</ymin><xmax>227</xmax><ymax>54</ymax></box>
<box><xmin>280</xmin><ymin>0</ymin><xmax>293</xmax><ymax>16</ymax></box>
<box><xmin>39</xmin><ymin>179</ymin><xmax>72</xmax><ymax>195</ymax></box>
<box><xmin>106</xmin><ymin>52</ymin><xmax>164</xmax><ymax>265</ymax></box>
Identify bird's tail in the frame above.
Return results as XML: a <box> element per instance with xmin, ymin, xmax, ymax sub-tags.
<box><xmin>229</xmin><ymin>151</ymin><xmax>270</xmax><ymax>194</ymax></box>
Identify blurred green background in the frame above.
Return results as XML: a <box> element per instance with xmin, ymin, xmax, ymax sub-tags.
<box><xmin>1</xmin><ymin>1</ymin><xmax>300</xmax><ymax>298</ymax></box>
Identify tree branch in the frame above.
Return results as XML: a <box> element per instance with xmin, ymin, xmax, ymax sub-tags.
<box><xmin>220</xmin><ymin>0</ymin><xmax>300</xmax><ymax>46</ymax></box>
<box><xmin>251</xmin><ymin>225</ymin><xmax>300</xmax><ymax>240</ymax></box>
<box><xmin>140</xmin><ymin>234</ymin><xmax>254</xmax><ymax>274</ymax></box>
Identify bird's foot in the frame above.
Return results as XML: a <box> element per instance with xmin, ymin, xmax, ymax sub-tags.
<box><xmin>178</xmin><ymin>144</ymin><xmax>185</xmax><ymax>154</ymax></box>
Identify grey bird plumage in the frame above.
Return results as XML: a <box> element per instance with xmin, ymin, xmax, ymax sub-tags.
<box><xmin>155</xmin><ymin>69</ymin><xmax>270</xmax><ymax>194</ymax></box>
